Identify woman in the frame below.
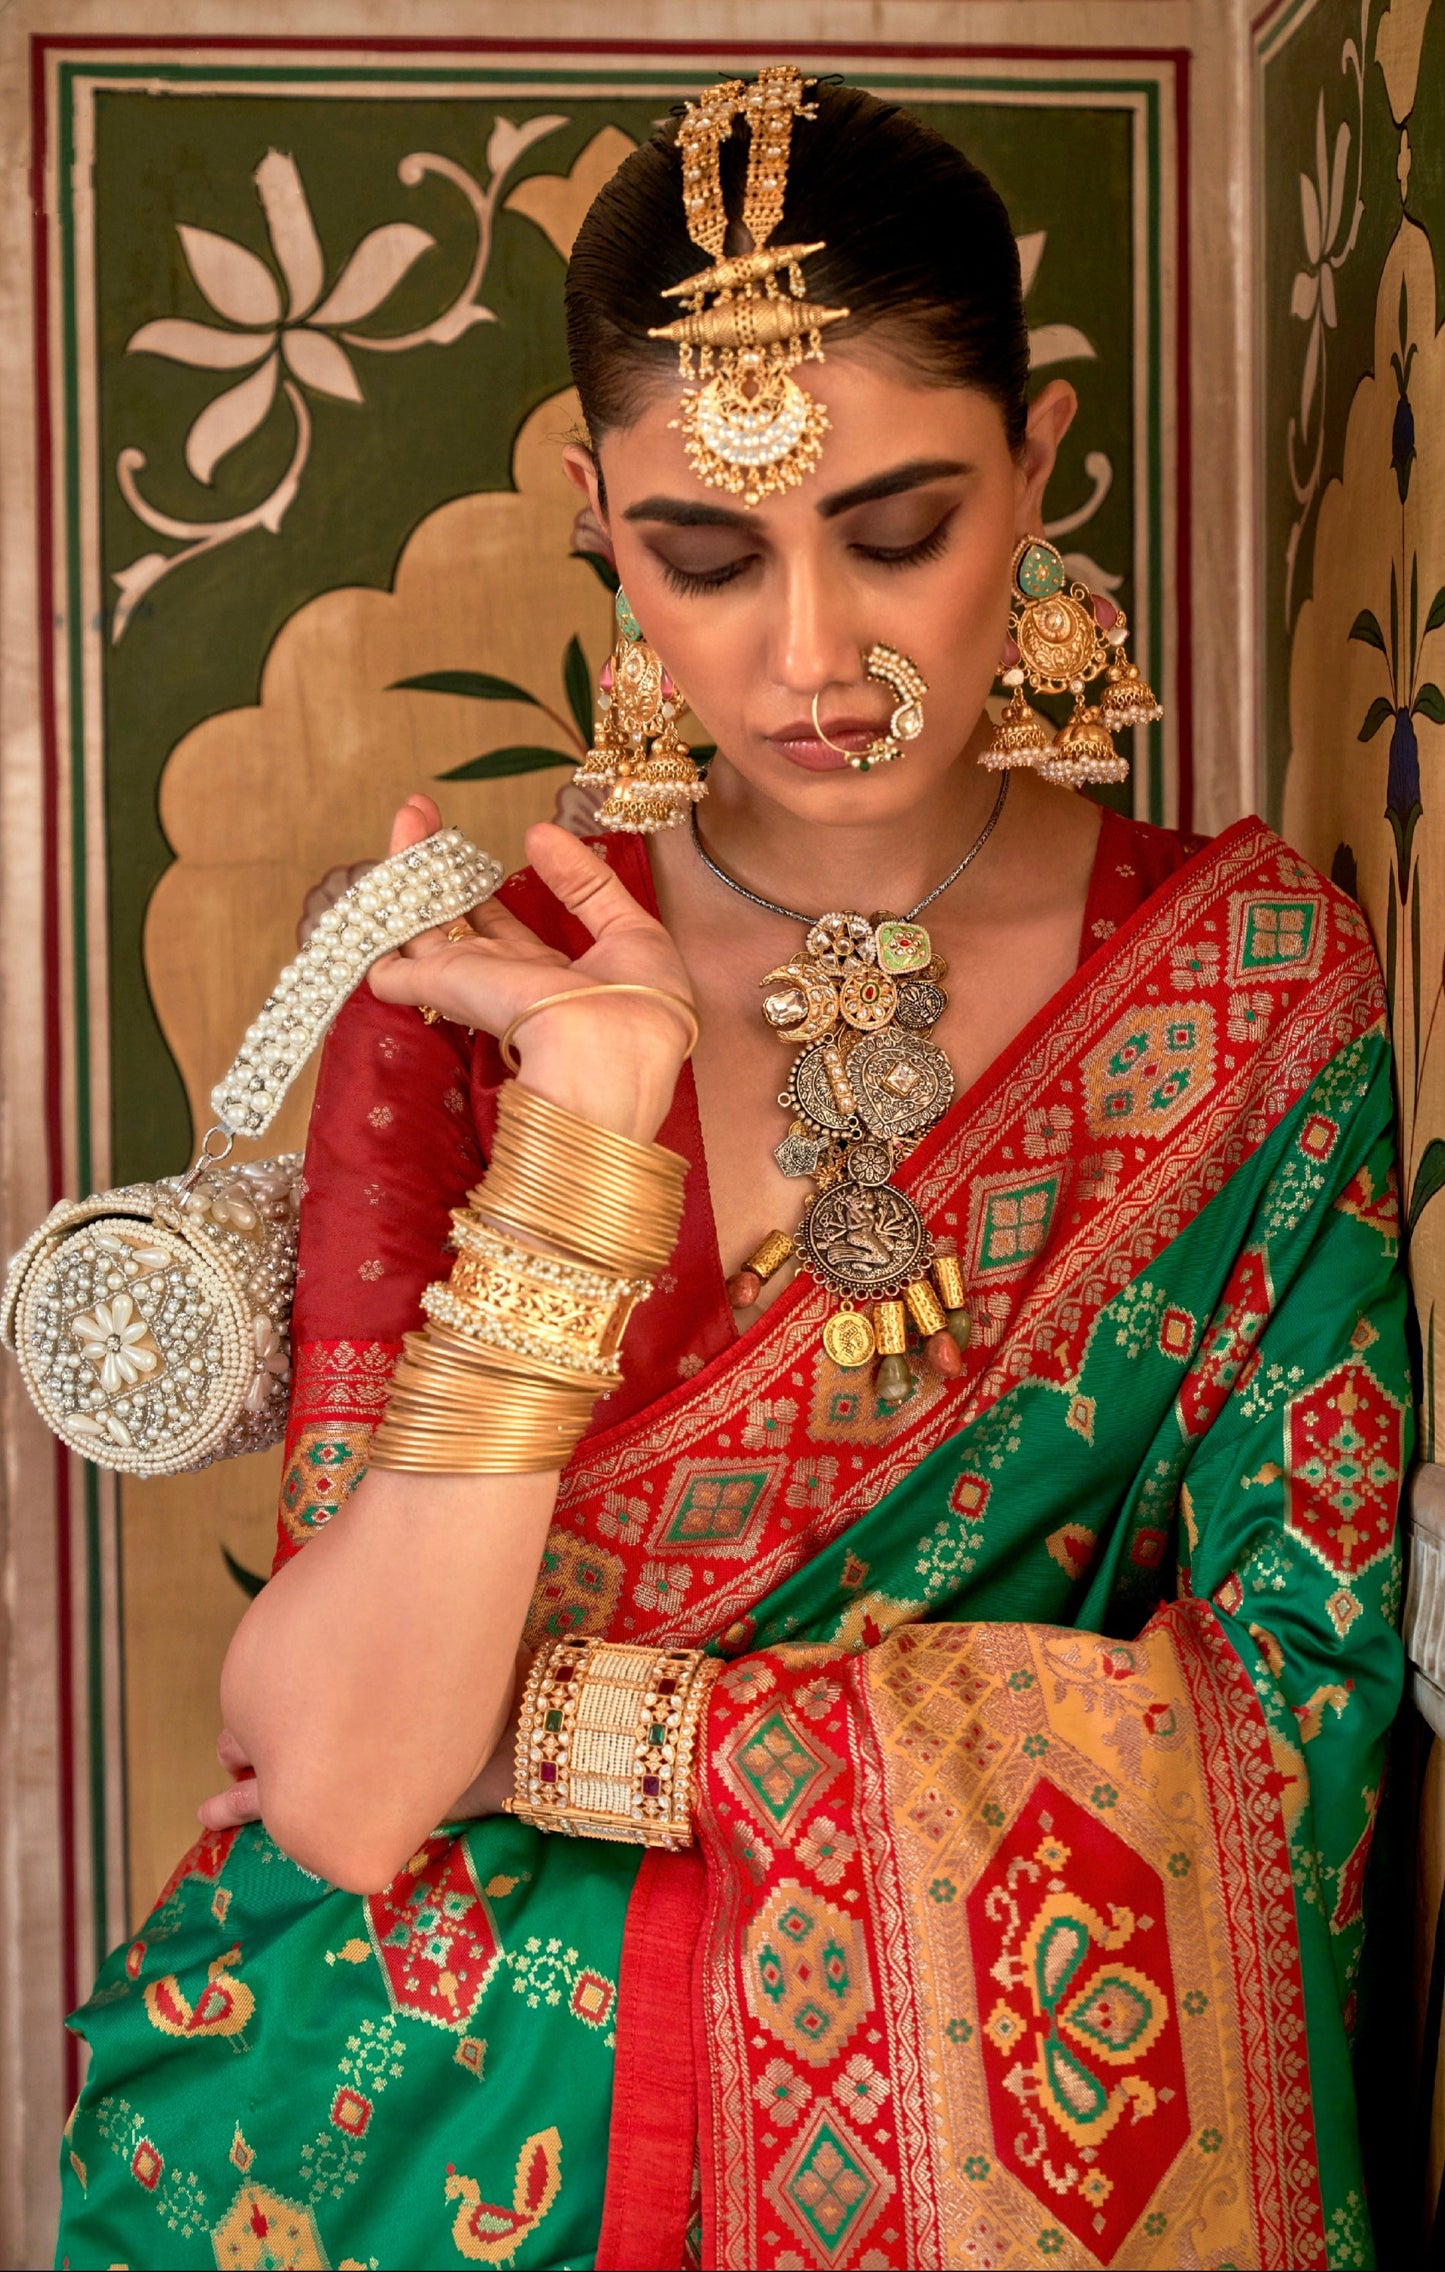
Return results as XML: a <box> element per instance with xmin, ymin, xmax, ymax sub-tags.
<box><xmin>59</xmin><ymin>73</ymin><xmax>1405</xmax><ymax>2272</ymax></box>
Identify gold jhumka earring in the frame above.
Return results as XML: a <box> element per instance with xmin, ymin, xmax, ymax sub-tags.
<box><xmin>574</xmin><ymin>587</ymin><xmax>705</xmax><ymax>835</ymax></box>
<box><xmin>646</xmin><ymin>66</ymin><xmax>849</xmax><ymax>507</ymax></box>
<box><xmin>810</xmin><ymin>645</ymin><xmax>928</xmax><ymax>771</ymax></box>
<box><xmin>980</xmin><ymin>536</ymin><xmax>1162</xmax><ymax>786</ymax></box>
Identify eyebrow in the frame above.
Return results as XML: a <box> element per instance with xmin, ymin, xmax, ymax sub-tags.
<box><xmin>621</xmin><ymin>456</ymin><xmax>974</xmax><ymax>532</ymax></box>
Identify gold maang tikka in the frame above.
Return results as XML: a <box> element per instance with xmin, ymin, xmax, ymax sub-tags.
<box><xmin>647</xmin><ymin>67</ymin><xmax>849</xmax><ymax>508</ymax></box>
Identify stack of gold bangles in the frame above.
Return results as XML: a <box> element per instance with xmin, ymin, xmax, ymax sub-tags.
<box><xmin>369</xmin><ymin>1075</ymin><xmax>689</xmax><ymax>1474</ymax></box>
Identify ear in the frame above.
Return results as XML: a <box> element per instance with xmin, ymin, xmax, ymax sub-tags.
<box><xmin>1014</xmin><ymin>380</ymin><xmax>1079</xmax><ymax>532</ymax></box>
<box><xmin>562</xmin><ymin>442</ymin><xmax>604</xmax><ymax>514</ymax></box>
<box><xmin>562</xmin><ymin>442</ymin><xmax>615</xmax><ymax>567</ymax></box>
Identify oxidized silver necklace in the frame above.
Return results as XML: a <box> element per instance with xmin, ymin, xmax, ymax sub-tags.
<box><xmin>689</xmin><ymin>773</ymin><xmax>1009</xmax><ymax>1401</ymax></box>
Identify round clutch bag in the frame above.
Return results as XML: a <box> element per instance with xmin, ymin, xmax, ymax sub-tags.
<box><xmin>2</xmin><ymin>1156</ymin><xmax>302</xmax><ymax>1475</ymax></box>
<box><xmin>1</xmin><ymin>826</ymin><xmax>503</xmax><ymax>1476</ymax></box>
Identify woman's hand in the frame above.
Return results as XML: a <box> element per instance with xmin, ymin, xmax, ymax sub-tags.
<box><xmin>199</xmin><ymin>1647</ymin><xmax>531</xmax><ymax>1837</ymax></box>
<box><xmin>368</xmin><ymin>794</ymin><xmax>695</xmax><ymax>1143</ymax></box>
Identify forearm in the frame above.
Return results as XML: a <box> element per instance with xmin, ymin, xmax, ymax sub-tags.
<box><xmin>221</xmin><ymin>1462</ymin><xmax>558</xmax><ymax>1889</ymax></box>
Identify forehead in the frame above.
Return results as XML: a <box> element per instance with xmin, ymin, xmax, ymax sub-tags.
<box><xmin>598</xmin><ymin>350</ymin><xmax>1012</xmax><ymax>518</ymax></box>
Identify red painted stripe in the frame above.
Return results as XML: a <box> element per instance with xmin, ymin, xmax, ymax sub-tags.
<box><xmin>33</xmin><ymin>33</ymin><xmax>1190</xmax><ymax>65</ymax></box>
<box><xmin>29</xmin><ymin>28</ymin><xmax>81</xmax><ymax>2105</ymax></box>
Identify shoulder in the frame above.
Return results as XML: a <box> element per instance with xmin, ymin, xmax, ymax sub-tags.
<box><xmin>1095</xmin><ymin>807</ymin><xmax>1210</xmax><ymax>896</ymax></box>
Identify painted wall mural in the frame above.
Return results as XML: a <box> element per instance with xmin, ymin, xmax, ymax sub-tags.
<box><xmin>26</xmin><ymin>39</ymin><xmax>1187</xmax><ymax>1972</ymax></box>
<box><xmin>1258</xmin><ymin>0</ymin><xmax>1445</xmax><ymax>2232</ymax></box>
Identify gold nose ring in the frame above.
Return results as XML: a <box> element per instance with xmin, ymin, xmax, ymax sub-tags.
<box><xmin>810</xmin><ymin>644</ymin><xmax>928</xmax><ymax>772</ymax></box>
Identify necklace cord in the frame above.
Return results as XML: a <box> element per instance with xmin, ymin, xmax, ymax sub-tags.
<box><xmin>689</xmin><ymin>771</ymin><xmax>1010</xmax><ymax>926</ymax></box>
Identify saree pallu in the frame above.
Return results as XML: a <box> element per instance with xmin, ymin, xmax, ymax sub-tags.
<box><xmin>58</xmin><ymin>817</ymin><xmax>1409</xmax><ymax>2272</ymax></box>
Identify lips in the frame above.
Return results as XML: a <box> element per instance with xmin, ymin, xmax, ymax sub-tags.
<box><xmin>767</xmin><ymin>716</ymin><xmax>887</xmax><ymax>772</ymax></box>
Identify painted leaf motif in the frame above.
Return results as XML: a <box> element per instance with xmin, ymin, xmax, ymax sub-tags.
<box><xmin>127</xmin><ymin>319</ymin><xmax>272</xmax><ymax>369</ymax></box>
<box><xmin>1414</xmin><ymin>683</ymin><xmax>1445</xmax><ymax>725</ymax></box>
<box><xmin>255</xmin><ymin>149</ymin><xmax>325</xmax><ymax>319</ymax></box>
<box><xmin>1409</xmin><ymin>1139</ymin><xmax>1445</xmax><ymax>1233</ymax></box>
<box><xmin>1302</xmin><ymin>318</ymin><xmax>1322</xmax><ymax>436</ymax></box>
<box><xmin>1029</xmin><ymin>323</ymin><xmax>1096</xmax><ymax>368</ymax></box>
<box><xmin>1325</xmin><ymin>120</ymin><xmax>1351</xmax><ymax>245</ymax></box>
<box><xmin>437</xmin><ymin>746</ymin><xmax>573</xmax><ymax>782</ymax></box>
<box><xmin>563</xmin><ymin>635</ymin><xmax>593</xmax><ymax>745</ymax></box>
<box><xmin>1015</xmin><ymin>229</ymin><xmax>1046</xmax><ymax>298</ymax></box>
<box><xmin>313</xmin><ymin>223</ymin><xmax>437</xmax><ymax>328</ymax></box>
<box><xmin>1359</xmin><ymin>696</ymin><xmax>1395</xmax><ymax>742</ymax></box>
<box><xmin>485</xmin><ymin>111</ymin><xmax>568</xmax><ymax>184</ymax></box>
<box><xmin>1349</xmin><ymin>608</ymin><xmax>1388</xmax><ymax>655</ymax></box>
<box><xmin>1425</xmin><ymin>585</ymin><xmax>1445</xmax><ymax>637</ymax></box>
<box><xmin>177</xmin><ymin>223</ymin><xmax>282</xmax><ymax>328</ymax></box>
<box><xmin>282</xmin><ymin>329</ymin><xmax>363</xmax><ymax>402</ymax></box>
<box><xmin>1300</xmin><ymin>168</ymin><xmax>1322</xmax><ymax>268</ymax></box>
<box><xmin>392</xmin><ymin>669</ymin><xmax>539</xmax><ymax>704</ymax></box>
<box><xmin>184</xmin><ymin>356</ymin><xmax>279</xmax><ymax>484</ymax></box>
<box><xmin>1320</xmin><ymin>261</ymin><xmax>1338</xmax><ymax>329</ymax></box>
<box><xmin>1291</xmin><ymin>270</ymin><xmax>1320</xmax><ymax>321</ymax></box>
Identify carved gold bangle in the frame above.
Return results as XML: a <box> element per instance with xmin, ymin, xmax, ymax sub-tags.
<box><xmin>499</xmin><ymin>984</ymin><xmax>700</xmax><ymax>1074</ymax></box>
<box><xmin>509</xmin><ymin>1636</ymin><xmax>718</xmax><ymax>1848</ymax></box>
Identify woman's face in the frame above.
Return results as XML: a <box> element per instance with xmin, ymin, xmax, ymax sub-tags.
<box><xmin>566</xmin><ymin>353</ymin><xmax>1076</xmax><ymax>822</ymax></box>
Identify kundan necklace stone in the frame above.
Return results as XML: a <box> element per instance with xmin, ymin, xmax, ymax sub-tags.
<box><xmin>691</xmin><ymin>775</ymin><xmax>1008</xmax><ymax>1406</ymax></box>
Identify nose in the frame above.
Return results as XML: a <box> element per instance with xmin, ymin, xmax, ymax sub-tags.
<box><xmin>768</xmin><ymin>544</ymin><xmax>868</xmax><ymax>701</ymax></box>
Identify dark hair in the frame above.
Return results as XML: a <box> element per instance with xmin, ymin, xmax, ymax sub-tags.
<box><xmin>565</xmin><ymin>83</ymin><xmax>1029</xmax><ymax>453</ymax></box>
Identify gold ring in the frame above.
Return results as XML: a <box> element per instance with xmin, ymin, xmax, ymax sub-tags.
<box><xmin>444</xmin><ymin>919</ymin><xmax>473</xmax><ymax>944</ymax></box>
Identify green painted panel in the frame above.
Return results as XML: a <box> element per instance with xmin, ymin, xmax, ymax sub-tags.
<box><xmin>72</xmin><ymin>70</ymin><xmax>1153</xmax><ymax>1183</ymax></box>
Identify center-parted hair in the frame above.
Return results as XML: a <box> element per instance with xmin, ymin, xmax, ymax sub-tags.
<box><xmin>565</xmin><ymin>83</ymin><xmax>1029</xmax><ymax>453</ymax></box>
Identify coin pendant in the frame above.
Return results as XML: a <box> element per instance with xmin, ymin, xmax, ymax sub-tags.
<box><xmin>875</xmin><ymin>919</ymin><xmax>932</xmax><ymax>975</ymax></box>
<box><xmin>924</xmin><ymin>952</ymin><xmax>949</xmax><ymax>982</ymax></box>
<box><xmin>839</xmin><ymin>966</ymin><xmax>898</xmax><ymax>1032</ymax></box>
<box><xmin>823</xmin><ymin>1308</ymin><xmax>876</xmax><ymax>1369</ymax></box>
<box><xmin>845</xmin><ymin>1137</ymin><xmax>893</xmax><ymax>1184</ymax></box>
<box><xmin>806</xmin><ymin>911</ymin><xmax>877</xmax><ymax>977</ymax></box>
<box><xmin>895</xmin><ymin>979</ymin><xmax>948</xmax><ymax>1031</ymax></box>
<box><xmin>774</xmin><ymin>1121</ymin><xmax>829</xmax><ymax>1179</ymax></box>
<box><xmin>798</xmin><ymin>1178</ymin><xmax>932</xmax><ymax>1298</ymax></box>
<box><xmin>790</xmin><ymin>1040</ymin><xmax>861</xmax><ymax>1136</ymax></box>
<box><xmin>847</xmin><ymin>1028</ymin><xmax>955</xmax><ymax>1138</ymax></box>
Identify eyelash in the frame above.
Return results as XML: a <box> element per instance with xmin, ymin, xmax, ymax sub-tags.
<box><xmin>655</xmin><ymin>513</ymin><xmax>956</xmax><ymax>597</ymax></box>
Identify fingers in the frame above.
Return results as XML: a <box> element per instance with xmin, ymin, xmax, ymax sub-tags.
<box><xmin>198</xmin><ymin>1776</ymin><xmax>262</xmax><ymax>1831</ymax></box>
<box><xmin>524</xmin><ymin>822</ymin><xmax>659</xmax><ymax>946</ymax></box>
<box><xmin>216</xmin><ymin>1726</ymin><xmax>250</xmax><ymax>1774</ymax></box>
<box><xmin>386</xmin><ymin>793</ymin><xmax>441</xmax><ymax>859</ymax></box>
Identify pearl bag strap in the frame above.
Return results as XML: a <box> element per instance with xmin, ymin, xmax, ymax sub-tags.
<box><xmin>208</xmin><ymin>828</ymin><xmax>503</xmax><ymax>1142</ymax></box>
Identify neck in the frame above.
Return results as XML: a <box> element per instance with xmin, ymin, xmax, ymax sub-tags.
<box><xmin>690</xmin><ymin>713</ymin><xmax>1002</xmax><ymax>918</ymax></box>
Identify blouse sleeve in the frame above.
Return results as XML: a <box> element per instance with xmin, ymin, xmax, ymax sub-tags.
<box><xmin>270</xmin><ymin>985</ymin><xmax>482</xmax><ymax>1572</ymax></box>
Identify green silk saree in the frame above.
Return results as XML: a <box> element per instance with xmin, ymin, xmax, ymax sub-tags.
<box><xmin>58</xmin><ymin>816</ymin><xmax>1408</xmax><ymax>2270</ymax></box>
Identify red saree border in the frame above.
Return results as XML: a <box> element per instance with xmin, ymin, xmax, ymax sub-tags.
<box><xmin>596</xmin><ymin>1845</ymin><xmax>708</xmax><ymax>2272</ymax></box>
<box><xmin>549</xmin><ymin>822</ymin><xmax>1382</xmax><ymax>1647</ymax></box>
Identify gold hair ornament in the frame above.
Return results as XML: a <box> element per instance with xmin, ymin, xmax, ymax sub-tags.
<box><xmin>810</xmin><ymin>644</ymin><xmax>928</xmax><ymax>771</ymax></box>
<box><xmin>647</xmin><ymin>67</ymin><xmax>849</xmax><ymax>507</ymax></box>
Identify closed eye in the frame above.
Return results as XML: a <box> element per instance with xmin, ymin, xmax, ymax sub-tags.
<box><xmin>655</xmin><ymin>555</ymin><xmax>756</xmax><ymax>596</ymax></box>
<box><xmin>852</xmin><ymin>510</ymin><xmax>957</xmax><ymax>569</ymax></box>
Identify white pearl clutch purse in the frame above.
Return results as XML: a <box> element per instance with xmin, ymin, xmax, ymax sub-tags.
<box><xmin>1</xmin><ymin>829</ymin><xmax>502</xmax><ymax>1477</ymax></box>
